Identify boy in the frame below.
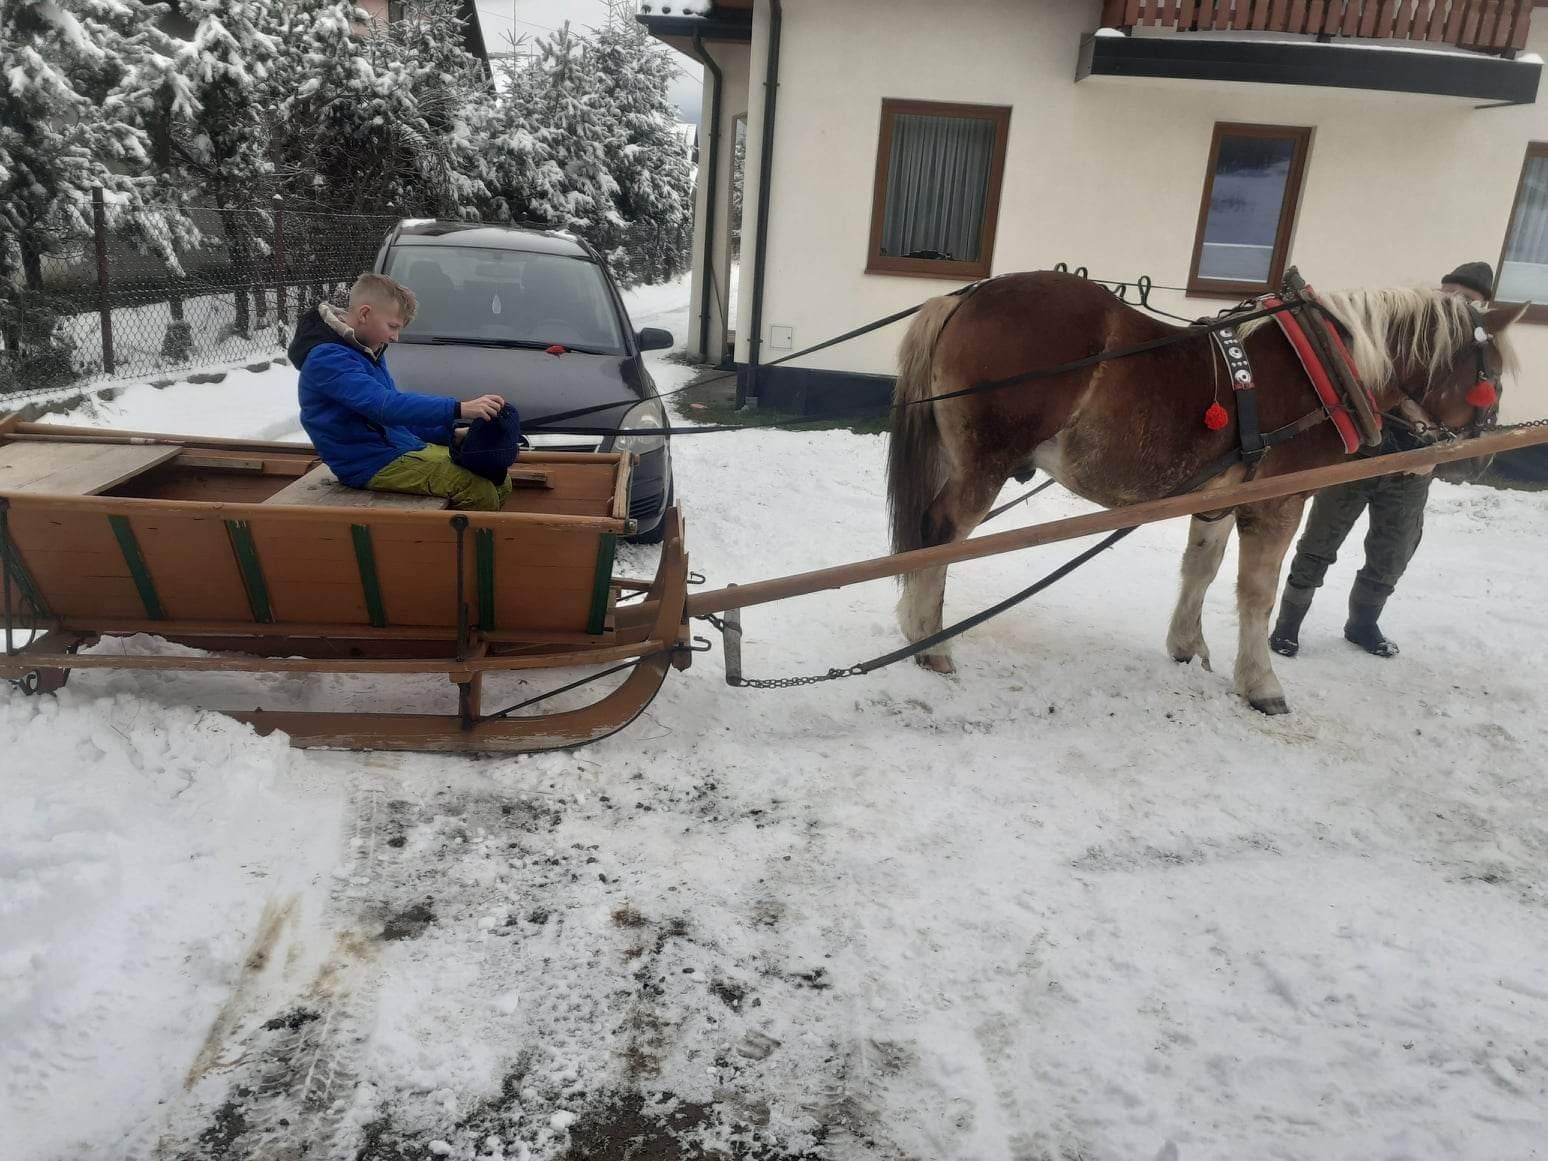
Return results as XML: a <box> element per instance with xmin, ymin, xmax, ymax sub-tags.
<box><xmin>288</xmin><ymin>273</ymin><xmax>511</xmax><ymax>510</ymax></box>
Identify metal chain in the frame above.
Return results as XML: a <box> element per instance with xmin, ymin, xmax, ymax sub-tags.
<box><xmin>728</xmin><ymin>665</ymin><xmax>864</xmax><ymax>691</ymax></box>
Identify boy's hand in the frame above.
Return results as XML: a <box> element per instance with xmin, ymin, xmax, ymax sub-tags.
<box><xmin>459</xmin><ymin>394</ymin><xmax>505</xmax><ymax>422</ymax></box>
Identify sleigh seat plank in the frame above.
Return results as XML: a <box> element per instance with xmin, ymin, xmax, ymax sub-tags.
<box><xmin>0</xmin><ymin>441</ymin><xmax>179</xmax><ymax>496</ymax></box>
<box><xmin>263</xmin><ymin>463</ymin><xmax>448</xmax><ymax>510</ymax></box>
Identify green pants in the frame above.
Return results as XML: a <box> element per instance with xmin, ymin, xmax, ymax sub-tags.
<box><xmin>1282</xmin><ymin>469</ymin><xmax>1433</xmax><ymax>611</ymax></box>
<box><xmin>367</xmin><ymin>444</ymin><xmax>512</xmax><ymax>512</ymax></box>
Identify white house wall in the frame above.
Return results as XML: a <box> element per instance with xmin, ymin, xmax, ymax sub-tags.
<box><xmin>733</xmin><ymin>0</ymin><xmax>1548</xmax><ymax>421</ymax></box>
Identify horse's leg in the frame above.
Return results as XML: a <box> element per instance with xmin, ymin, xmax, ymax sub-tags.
<box><xmin>1233</xmin><ymin>495</ymin><xmax>1308</xmax><ymax>714</ymax></box>
<box><xmin>897</xmin><ymin>470</ymin><xmax>1004</xmax><ymax>674</ymax></box>
<box><xmin>1166</xmin><ymin>512</ymin><xmax>1236</xmax><ymax>672</ymax></box>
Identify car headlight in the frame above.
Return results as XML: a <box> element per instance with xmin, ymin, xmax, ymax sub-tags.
<box><xmin>615</xmin><ymin>397</ymin><xmax>668</xmax><ymax>455</ymax></box>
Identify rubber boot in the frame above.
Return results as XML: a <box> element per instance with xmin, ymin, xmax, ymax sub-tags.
<box><xmin>1345</xmin><ymin>597</ymin><xmax>1399</xmax><ymax>658</ymax></box>
<box><xmin>1269</xmin><ymin>589</ymin><xmax>1312</xmax><ymax>658</ymax></box>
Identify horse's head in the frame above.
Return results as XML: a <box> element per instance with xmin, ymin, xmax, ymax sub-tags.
<box><xmin>1406</xmin><ymin>300</ymin><xmax>1526</xmax><ymax>437</ymax></box>
<box><xmin>1318</xmin><ymin>289</ymin><xmax>1526</xmax><ymax>440</ymax></box>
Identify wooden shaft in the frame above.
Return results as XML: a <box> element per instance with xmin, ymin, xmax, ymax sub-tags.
<box><xmin>686</xmin><ymin>424</ymin><xmax>1548</xmax><ymax>618</ymax></box>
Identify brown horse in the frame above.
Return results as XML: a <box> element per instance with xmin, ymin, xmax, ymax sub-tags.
<box><xmin>887</xmin><ymin>270</ymin><xmax>1522</xmax><ymax>714</ymax></box>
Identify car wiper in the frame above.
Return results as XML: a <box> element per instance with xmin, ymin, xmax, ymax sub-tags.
<box><xmin>420</xmin><ymin>336</ymin><xmax>554</xmax><ymax>349</ymax></box>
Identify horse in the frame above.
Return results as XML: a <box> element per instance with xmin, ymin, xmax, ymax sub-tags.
<box><xmin>886</xmin><ymin>270</ymin><xmax>1522</xmax><ymax>714</ymax></box>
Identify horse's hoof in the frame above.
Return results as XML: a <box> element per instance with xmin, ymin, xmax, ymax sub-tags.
<box><xmin>915</xmin><ymin>653</ymin><xmax>956</xmax><ymax>674</ymax></box>
<box><xmin>1170</xmin><ymin>650</ymin><xmax>1211</xmax><ymax>673</ymax></box>
<box><xmin>1250</xmin><ymin>696</ymin><xmax>1290</xmax><ymax>716</ymax></box>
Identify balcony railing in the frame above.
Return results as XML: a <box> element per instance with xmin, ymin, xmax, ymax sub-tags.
<box><xmin>1098</xmin><ymin>1</ymin><xmax>1535</xmax><ymax>54</ymax></box>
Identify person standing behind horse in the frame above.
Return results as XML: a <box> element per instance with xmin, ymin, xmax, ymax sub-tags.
<box><xmin>1268</xmin><ymin>261</ymin><xmax>1495</xmax><ymax>659</ymax></box>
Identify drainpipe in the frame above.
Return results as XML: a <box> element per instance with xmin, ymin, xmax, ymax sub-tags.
<box><xmin>691</xmin><ymin>31</ymin><xmax>723</xmax><ymax>366</ymax></box>
<box><xmin>741</xmin><ymin>0</ymin><xmax>782</xmax><ymax>408</ymax></box>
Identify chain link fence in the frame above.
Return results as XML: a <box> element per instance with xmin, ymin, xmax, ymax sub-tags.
<box><xmin>0</xmin><ymin>196</ymin><xmax>400</xmax><ymax>402</ymax></box>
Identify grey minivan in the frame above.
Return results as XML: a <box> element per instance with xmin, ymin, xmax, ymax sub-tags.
<box><xmin>374</xmin><ymin>221</ymin><xmax>676</xmax><ymax>541</ymax></box>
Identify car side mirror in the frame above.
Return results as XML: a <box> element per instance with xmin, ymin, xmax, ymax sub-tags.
<box><xmin>637</xmin><ymin>327</ymin><xmax>674</xmax><ymax>352</ymax></box>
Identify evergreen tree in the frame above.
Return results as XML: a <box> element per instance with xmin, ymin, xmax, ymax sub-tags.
<box><xmin>523</xmin><ymin>23</ymin><xmax>619</xmax><ymax>240</ymax></box>
<box><xmin>274</xmin><ymin>0</ymin><xmax>436</xmax><ymax>214</ymax></box>
<box><xmin>384</xmin><ymin>0</ymin><xmax>490</xmax><ymax>219</ymax></box>
<box><xmin>0</xmin><ymin>0</ymin><xmax>154</xmax><ymax>378</ymax></box>
<box><xmin>91</xmin><ymin>0</ymin><xmax>205</xmax><ymax>266</ymax></box>
<box><xmin>588</xmin><ymin>17</ymin><xmax>693</xmax><ymax>287</ymax></box>
<box><xmin>170</xmin><ymin>0</ymin><xmax>284</xmax><ymax>336</ymax></box>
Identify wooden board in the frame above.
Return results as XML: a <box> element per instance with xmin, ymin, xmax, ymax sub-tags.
<box><xmin>0</xmin><ymin>441</ymin><xmax>179</xmax><ymax>496</ymax></box>
<box><xmin>264</xmin><ymin>464</ymin><xmax>448</xmax><ymax>510</ymax></box>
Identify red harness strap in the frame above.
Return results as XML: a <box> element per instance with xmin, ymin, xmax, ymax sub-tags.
<box><xmin>1263</xmin><ymin>295</ymin><xmax>1363</xmax><ymax>455</ymax></box>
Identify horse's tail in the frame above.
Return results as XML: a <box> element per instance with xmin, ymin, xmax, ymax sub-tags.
<box><xmin>888</xmin><ymin>295</ymin><xmax>958</xmax><ymax>555</ymax></box>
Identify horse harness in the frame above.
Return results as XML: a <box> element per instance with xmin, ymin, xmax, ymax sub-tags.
<box><xmin>1197</xmin><ymin>267</ymin><xmax>1500</xmax><ymax>524</ymax></box>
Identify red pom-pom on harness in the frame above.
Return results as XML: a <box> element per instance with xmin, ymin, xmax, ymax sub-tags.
<box><xmin>1204</xmin><ymin>402</ymin><xmax>1230</xmax><ymax>431</ymax></box>
<box><xmin>1467</xmin><ymin>379</ymin><xmax>1498</xmax><ymax>409</ymax></box>
<box><xmin>546</xmin><ymin>344</ymin><xmax>568</xmax><ymax>356</ymax></box>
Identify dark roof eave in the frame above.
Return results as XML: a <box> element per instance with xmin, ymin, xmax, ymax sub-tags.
<box><xmin>636</xmin><ymin>11</ymin><xmax>753</xmax><ymax>44</ymax></box>
<box><xmin>1077</xmin><ymin>34</ymin><xmax>1541</xmax><ymax>104</ymax></box>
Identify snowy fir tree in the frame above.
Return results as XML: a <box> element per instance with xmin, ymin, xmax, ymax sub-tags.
<box><xmin>482</xmin><ymin>47</ymin><xmax>566</xmax><ymax>227</ymax></box>
<box><xmin>274</xmin><ymin>0</ymin><xmax>439</xmax><ymax>214</ymax></box>
<box><xmin>587</xmin><ymin>17</ymin><xmax>693</xmax><ymax>287</ymax></box>
<box><xmin>382</xmin><ymin>0</ymin><xmax>490</xmax><ymax>219</ymax></box>
<box><xmin>0</xmin><ymin>0</ymin><xmax>164</xmax><ymax>378</ymax></box>
<box><xmin>520</xmin><ymin>23</ymin><xmax>620</xmax><ymax>241</ymax></box>
<box><xmin>166</xmin><ymin>1</ymin><xmax>285</xmax><ymax>336</ymax></box>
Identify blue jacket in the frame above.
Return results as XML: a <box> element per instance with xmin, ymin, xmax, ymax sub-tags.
<box><xmin>289</xmin><ymin>304</ymin><xmax>458</xmax><ymax>487</ymax></box>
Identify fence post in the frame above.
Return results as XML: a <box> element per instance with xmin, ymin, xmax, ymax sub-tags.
<box><xmin>273</xmin><ymin>194</ymin><xmax>288</xmax><ymax>326</ymax></box>
<box><xmin>92</xmin><ymin>187</ymin><xmax>115</xmax><ymax>375</ymax></box>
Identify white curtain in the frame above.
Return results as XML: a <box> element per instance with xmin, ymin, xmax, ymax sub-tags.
<box><xmin>881</xmin><ymin>113</ymin><xmax>996</xmax><ymax>262</ymax></box>
<box><xmin>1498</xmin><ymin>155</ymin><xmax>1548</xmax><ymax>302</ymax></box>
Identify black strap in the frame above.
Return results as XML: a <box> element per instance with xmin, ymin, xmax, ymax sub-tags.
<box><xmin>846</xmin><ymin>441</ymin><xmax>1252</xmax><ymax>673</ymax></box>
<box><xmin>526</xmin><ymin>291</ymin><xmax>977</xmax><ymax>428</ymax></box>
<box><xmin>529</xmin><ymin>297</ymin><xmax>1312</xmax><ymax>439</ymax></box>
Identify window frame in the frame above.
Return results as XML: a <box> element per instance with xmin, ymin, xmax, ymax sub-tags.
<box><xmin>1187</xmin><ymin>122</ymin><xmax>1313</xmax><ymax>299</ymax></box>
<box><xmin>1494</xmin><ymin>141</ymin><xmax>1548</xmax><ymax>324</ymax></box>
<box><xmin>865</xmin><ymin>98</ymin><xmax>1013</xmax><ymax>281</ymax></box>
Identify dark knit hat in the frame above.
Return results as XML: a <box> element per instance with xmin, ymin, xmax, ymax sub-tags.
<box><xmin>1441</xmin><ymin>261</ymin><xmax>1495</xmax><ymax>299</ymax></box>
<box><xmin>452</xmin><ymin>403</ymin><xmax>522</xmax><ymax>484</ymax></box>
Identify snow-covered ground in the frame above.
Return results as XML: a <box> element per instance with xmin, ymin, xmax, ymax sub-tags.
<box><xmin>4</xmin><ymin>279</ymin><xmax>1548</xmax><ymax>1161</ymax></box>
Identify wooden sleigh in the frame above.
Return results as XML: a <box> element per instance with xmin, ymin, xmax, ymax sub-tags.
<box><xmin>0</xmin><ymin>417</ymin><xmax>692</xmax><ymax>753</ymax></box>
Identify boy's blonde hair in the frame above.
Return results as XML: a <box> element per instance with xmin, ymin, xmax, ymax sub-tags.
<box><xmin>349</xmin><ymin>272</ymin><xmax>417</xmax><ymax>321</ymax></box>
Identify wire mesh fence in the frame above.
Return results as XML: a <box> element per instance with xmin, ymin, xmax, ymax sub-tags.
<box><xmin>0</xmin><ymin>195</ymin><xmax>401</xmax><ymax>401</ymax></box>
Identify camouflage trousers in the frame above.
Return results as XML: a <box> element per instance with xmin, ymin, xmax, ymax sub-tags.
<box><xmin>1280</xmin><ymin>469</ymin><xmax>1433</xmax><ymax>612</ymax></box>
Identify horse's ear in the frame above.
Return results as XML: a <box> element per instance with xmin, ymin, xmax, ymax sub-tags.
<box><xmin>1484</xmin><ymin>301</ymin><xmax>1531</xmax><ymax>332</ymax></box>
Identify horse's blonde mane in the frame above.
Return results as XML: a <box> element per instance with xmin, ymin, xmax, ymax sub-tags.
<box><xmin>1237</xmin><ymin>286</ymin><xmax>1517</xmax><ymax>388</ymax></box>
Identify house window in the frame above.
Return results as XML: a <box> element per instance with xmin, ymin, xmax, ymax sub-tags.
<box><xmin>1189</xmin><ymin>123</ymin><xmax>1312</xmax><ymax>296</ymax></box>
<box><xmin>866</xmin><ymin>99</ymin><xmax>1012</xmax><ymax>280</ymax></box>
<box><xmin>1496</xmin><ymin>142</ymin><xmax>1548</xmax><ymax>313</ymax></box>
<box><xmin>388</xmin><ymin>0</ymin><xmax>407</xmax><ymax>21</ymax></box>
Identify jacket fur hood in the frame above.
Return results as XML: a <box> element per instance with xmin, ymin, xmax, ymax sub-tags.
<box><xmin>287</xmin><ymin>302</ymin><xmax>382</xmax><ymax>370</ymax></box>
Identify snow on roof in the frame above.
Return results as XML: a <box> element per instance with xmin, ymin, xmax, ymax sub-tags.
<box><xmin>636</xmin><ymin>2</ymin><xmax>714</xmax><ymax>16</ymax></box>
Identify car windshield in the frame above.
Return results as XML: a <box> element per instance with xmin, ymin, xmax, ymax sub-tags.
<box><xmin>387</xmin><ymin>244</ymin><xmax>627</xmax><ymax>354</ymax></box>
